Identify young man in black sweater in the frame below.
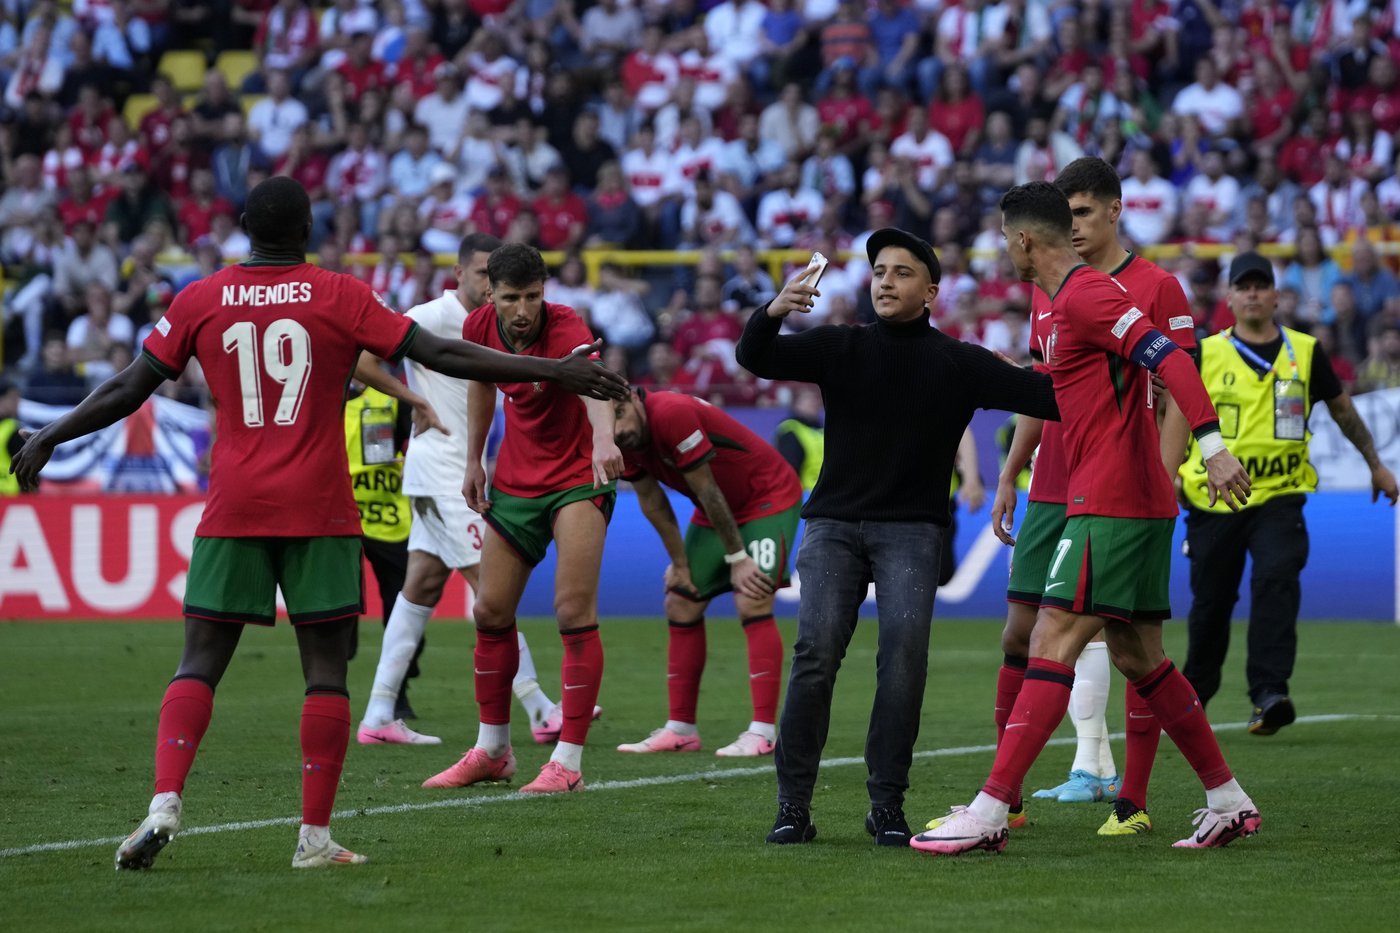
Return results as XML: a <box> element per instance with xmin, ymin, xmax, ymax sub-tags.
<box><xmin>736</xmin><ymin>228</ymin><xmax>1060</xmax><ymax>847</ymax></box>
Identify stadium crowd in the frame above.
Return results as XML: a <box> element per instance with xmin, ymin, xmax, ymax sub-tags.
<box><xmin>4</xmin><ymin>0</ymin><xmax>1400</xmax><ymax>409</ymax></box>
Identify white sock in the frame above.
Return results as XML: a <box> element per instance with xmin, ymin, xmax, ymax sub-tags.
<box><xmin>513</xmin><ymin>633</ymin><xmax>556</xmax><ymax>725</ymax></box>
<box><xmin>1069</xmin><ymin>642</ymin><xmax>1114</xmax><ymax>777</ymax></box>
<box><xmin>749</xmin><ymin>721</ymin><xmax>776</xmax><ymax>741</ymax></box>
<box><xmin>515</xmin><ymin>631</ymin><xmax>540</xmax><ymax>683</ymax></box>
<box><xmin>1205</xmin><ymin>778</ymin><xmax>1248</xmax><ymax>812</ymax></box>
<box><xmin>362</xmin><ymin>597</ymin><xmax>434</xmax><ymax>726</ymax></box>
<box><xmin>550</xmin><ymin>741</ymin><xmax>583</xmax><ymax>772</ymax></box>
<box><xmin>298</xmin><ymin>824</ymin><xmax>329</xmax><ymax>847</ymax></box>
<box><xmin>150</xmin><ymin>791</ymin><xmax>181</xmax><ymax>816</ymax></box>
<box><xmin>967</xmin><ymin>791</ymin><xmax>1010</xmax><ymax>825</ymax></box>
<box><xmin>665</xmin><ymin>720</ymin><xmax>698</xmax><ymax>736</ymax></box>
<box><xmin>475</xmin><ymin>723</ymin><xmax>511</xmax><ymax>757</ymax></box>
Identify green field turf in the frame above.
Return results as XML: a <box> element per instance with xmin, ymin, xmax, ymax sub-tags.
<box><xmin>1</xmin><ymin>618</ymin><xmax>1398</xmax><ymax>932</ymax></box>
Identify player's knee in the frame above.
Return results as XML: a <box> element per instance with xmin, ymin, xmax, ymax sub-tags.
<box><xmin>472</xmin><ymin>597</ymin><xmax>515</xmax><ymax>631</ymax></box>
<box><xmin>1000</xmin><ymin>625</ymin><xmax>1030</xmax><ymax>659</ymax></box>
<box><xmin>663</xmin><ymin>591</ymin><xmax>703</xmax><ymax>622</ymax></box>
<box><xmin>554</xmin><ymin>593</ymin><xmax>596</xmax><ymax>630</ymax></box>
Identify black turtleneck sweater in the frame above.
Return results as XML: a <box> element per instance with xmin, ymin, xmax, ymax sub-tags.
<box><xmin>737</xmin><ymin>306</ymin><xmax>1059</xmax><ymax>526</ymax></box>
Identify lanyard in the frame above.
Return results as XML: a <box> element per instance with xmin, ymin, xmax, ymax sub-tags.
<box><xmin>1228</xmin><ymin>328</ymin><xmax>1297</xmax><ymax>381</ymax></box>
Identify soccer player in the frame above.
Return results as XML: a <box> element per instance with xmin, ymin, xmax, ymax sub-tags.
<box><xmin>984</xmin><ymin>158</ymin><xmax>1197</xmax><ymax>833</ymax></box>
<box><xmin>356</xmin><ymin>233</ymin><xmax>567</xmax><ymax>746</ymax></box>
<box><xmin>8</xmin><ymin>177</ymin><xmax>628</xmax><ymax>870</ymax></box>
<box><xmin>612</xmin><ymin>387</ymin><xmax>803</xmax><ymax>757</ymax></box>
<box><xmin>422</xmin><ymin>243</ymin><xmax>623</xmax><ymax>794</ymax></box>
<box><xmin>911</xmin><ymin>182</ymin><xmax>1261</xmax><ymax>855</ymax></box>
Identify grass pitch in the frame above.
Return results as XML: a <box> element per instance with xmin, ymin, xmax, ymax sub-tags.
<box><xmin>1</xmin><ymin>618</ymin><xmax>1398</xmax><ymax>933</ymax></box>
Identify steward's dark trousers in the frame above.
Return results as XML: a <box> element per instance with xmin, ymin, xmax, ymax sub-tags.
<box><xmin>1182</xmin><ymin>495</ymin><xmax>1309</xmax><ymax>707</ymax></box>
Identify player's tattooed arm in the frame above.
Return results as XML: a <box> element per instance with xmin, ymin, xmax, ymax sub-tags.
<box><xmin>1326</xmin><ymin>393</ymin><xmax>1399</xmax><ymax>504</ymax></box>
<box><xmin>9</xmin><ymin>359</ymin><xmax>165</xmax><ymax>491</ymax></box>
<box><xmin>685</xmin><ymin>462</ymin><xmax>773</xmax><ymax>600</ymax></box>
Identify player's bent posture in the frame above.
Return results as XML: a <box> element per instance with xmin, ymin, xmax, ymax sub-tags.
<box><xmin>8</xmin><ymin>178</ymin><xmax>628</xmax><ymax>870</ymax></box>
<box><xmin>357</xmin><ymin>233</ymin><xmax>566</xmax><ymax>746</ymax></box>
<box><xmin>422</xmin><ymin>244</ymin><xmax>624</xmax><ymax>794</ymax></box>
<box><xmin>981</xmin><ymin>158</ymin><xmax>1197</xmax><ymax>833</ymax></box>
<box><xmin>613</xmin><ymin>388</ymin><xmax>803</xmax><ymax>757</ymax></box>
<box><xmin>912</xmin><ymin>182</ymin><xmax>1260</xmax><ymax>856</ymax></box>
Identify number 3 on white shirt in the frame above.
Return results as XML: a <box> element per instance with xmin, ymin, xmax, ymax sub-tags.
<box><xmin>222</xmin><ymin>319</ymin><xmax>313</xmax><ymax>427</ymax></box>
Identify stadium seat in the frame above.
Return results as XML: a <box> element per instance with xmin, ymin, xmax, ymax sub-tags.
<box><xmin>216</xmin><ymin>51</ymin><xmax>258</xmax><ymax>91</ymax></box>
<box><xmin>122</xmin><ymin>94</ymin><xmax>160</xmax><ymax>130</ymax></box>
<box><xmin>159</xmin><ymin>50</ymin><xmax>208</xmax><ymax>93</ymax></box>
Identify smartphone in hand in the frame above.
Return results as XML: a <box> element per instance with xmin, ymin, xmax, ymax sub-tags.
<box><xmin>803</xmin><ymin>251</ymin><xmax>829</xmax><ymax>288</ymax></box>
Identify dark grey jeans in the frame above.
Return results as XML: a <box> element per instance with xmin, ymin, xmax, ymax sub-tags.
<box><xmin>774</xmin><ymin>517</ymin><xmax>945</xmax><ymax>811</ymax></box>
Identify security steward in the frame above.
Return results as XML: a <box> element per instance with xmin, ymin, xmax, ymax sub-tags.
<box><xmin>1178</xmin><ymin>252</ymin><xmax>1397</xmax><ymax>735</ymax></box>
<box><xmin>344</xmin><ymin>381</ymin><xmax>424</xmax><ymax>719</ymax></box>
<box><xmin>1</xmin><ymin>378</ymin><xmax>23</xmax><ymax>496</ymax></box>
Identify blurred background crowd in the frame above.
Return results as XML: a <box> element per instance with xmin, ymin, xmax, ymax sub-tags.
<box><xmin>3</xmin><ymin>0</ymin><xmax>1400</xmax><ymax>411</ymax></box>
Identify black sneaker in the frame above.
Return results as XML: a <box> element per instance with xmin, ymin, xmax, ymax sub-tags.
<box><xmin>1247</xmin><ymin>694</ymin><xmax>1296</xmax><ymax>736</ymax></box>
<box><xmin>766</xmin><ymin>803</ymin><xmax>816</xmax><ymax>844</ymax></box>
<box><xmin>865</xmin><ymin>806</ymin><xmax>912</xmax><ymax>847</ymax></box>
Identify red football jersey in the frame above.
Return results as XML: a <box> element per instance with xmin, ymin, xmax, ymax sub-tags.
<box><xmin>461</xmin><ymin>301</ymin><xmax>599</xmax><ymax>497</ymax></box>
<box><xmin>1047</xmin><ymin>265</ymin><xmax>1190</xmax><ymax>519</ymax></box>
<box><xmin>142</xmin><ymin>261</ymin><xmax>417</xmax><ymax>537</ymax></box>
<box><xmin>621</xmin><ymin>391</ymin><xmax>803</xmax><ymax>527</ymax></box>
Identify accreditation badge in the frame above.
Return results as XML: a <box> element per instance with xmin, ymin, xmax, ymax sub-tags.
<box><xmin>360</xmin><ymin>406</ymin><xmax>397</xmax><ymax>465</ymax></box>
<box><xmin>1273</xmin><ymin>379</ymin><xmax>1305</xmax><ymax>441</ymax></box>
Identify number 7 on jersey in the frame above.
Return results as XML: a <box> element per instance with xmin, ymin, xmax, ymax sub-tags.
<box><xmin>222</xmin><ymin>319</ymin><xmax>313</xmax><ymax>427</ymax></box>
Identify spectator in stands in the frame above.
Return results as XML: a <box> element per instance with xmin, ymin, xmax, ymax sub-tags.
<box><xmin>801</xmin><ymin>129</ymin><xmax>855</xmax><ymax>205</ymax></box>
<box><xmin>585</xmin><ymin>160</ymin><xmax>642</xmax><ymax>247</ymax></box>
<box><xmin>723</xmin><ymin>243</ymin><xmax>777</xmax><ymax>310</ymax></box>
<box><xmin>719</xmin><ymin>112</ymin><xmax>786</xmax><ymax>201</ymax></box>
<box><xmin>591</xmin><ymin>262</ymin><xmax>656</xmax><ymax>359</ymax></box>
<box><xmin>547</xmin><ymin>254</ymin><xmax>596</xmax><ymax>319</ymax></box>
<box><xmin>1309</xmin><ymin>151</ymin><xmax>1368</xmax><ymax>236</ymax></box>
<box><xmin>207</xmin><ymin>210</ymin><xmax>251</xmax><ymax>260</ymax></box>
<box><xmin>0</xmin><ymin>154</ymin><xmax>56</xmax><ymax>263</ymax></box>
<box><xmin>4</xmin><ymin>21</ymin><xmax>63</xmax><ymax>109</ymax></box>
<box><xmin>681</xmin><ymin>168</ymin><xmax>753</xmax><ymax>247</ymax></box>
<box><xmin>756</xmin><ymin>161</ymin><xmax>822</xmax><ymax>248</ymax></box>
<box><xmin>559</xmin><ymin>109</ymin><xmax>616</xmax><ymax>192</ymax></box>
<box><xmin>922</xmin><ymin>0</ymin><xmax>1006</xmax><ymax>100</ymax></box>
<box><xmin>52</xmin><ymin>217</ymin><xmax>119</xmax><ymax>315</ymax></box>
<box><xmin>101</xmin><ymin>159</ymin><xmax>173</xmax><ymax>247</ymax></box>
<box><xmin>1184</xmin><ymin>147</ymin><xmax>1240</xmax><ymax>241</ymax></box>
<box><xmin>705</xmin><ymin>0</ymin><xmax>768</xmax><ymax>74</ymax></box>
<box><xmin>175</xmin><ymin>167</ymin><xmax>234</xmax><ymax>247</ymax></box>
<box><xmin>1359</xmin><ymin>323</ymin><xmax>1400</xmax><ymax>392</ymax></box>
<box><xmin>250</xmin><ymin>0</ymin><xmax>319</xmax><ymax>91</ymax></box>
<box><xmin>328</xmin><ymin>120</ymin><xmax>387</xmax><ymax>236</ymax></box>
<box><xmin>929</xmin><ymin>64</ymin><xmax>984</xmax><ymax>160</ymax></box>
<box><xmin>1118</xmin><ymin>149</ymin><xmax>1177</xmax><ymax>248</ymax></box>
<box><xmin>1013</xmin><ymin>114</ymin><xmax>1082</xmax><ymax>185</ymax></box>
<box><xmin>386</xmin><ymin>123</ymin><xmax>441</xmax><ymax>205</ymax></box>
<box><xmin>1235</xmin><ymin>153</ymin><xmax>1298</xmax><ymax>240</ymax></box>
<box><xmin>1282</xmin><ymin>227</ymin><xmax>1343</xmax><ymax>327</ymax></box>
<box><xmin>634</xmin><ymin>340</ymin><xmax>691</xmax><ymax>391</ymax></box>
<box><xmin>24</xmin><ymin>334</ymin><xmax>89</xmax><ymax>405</ymax></box>
<box><xmin>758</xmin><ymin>81</ymin><xmax>819</xmax><ymax>161</ymax></box>
<box><xmin>468</xmin><ymin>165</ymin><xmax>522</xmax><ymax>239</ymax></box>
<box><xmin>93</xmin><ymin>1</ymin><xmax>152</xmax><ymax>77</ymax></box>
<box><xmin>751</xmin><ymin>0</ymin><xmax>807</xmax><ymax>93</ymax></box>
<box><xmin>175</xmin><ymin>236</ymin><xmax>223</xmax><ymax>291</ymax></box>
<box><xmin>533</xmin><ymin>165</ymin><xmax>588</xmax><ymax>251</ymax></box>
<box><xmin>580</xmin><ymin>0</ymin><xmax>643</xmax><ymax>71</ymax></box>
<box><xmin>1172</xmin><ymin>54</ymin><xmax>1243</xmax><ymax>139</ymax></box>
<box><xmin>66</xmin><ymin>280</ymin><xmax>132</xmax><ymax>371</ymax></box>
<box><xmin>414</xmin><ymin>62</ymin><xmax>470</xmax><ymax>155</ymax></box>
<box><xmin>247</xmin><ymin>68</ymin><xmax>308</xmax><ymax>160</ymax></box>
<box><xmin>594</xmin><ymin>80</ymin><xmax>640</xmax><ymax>153</ymax></box>
<box><xmin>622</xmin><ymin>24</ymin><xmax>679</xmax><ymax>112</ymax></box>
<box><xmin>890</xmin><ymin>105</ymin><xmax>953</xmax><ymax>193</ymax></box>
<box><xmin>1347</xmin><ymin>241</ymin><xmax>1400</xmax><ymax>323</ymax></box>
<box><xmin>417</xmin><ymin>163</ymin><xmax>473</xmax><ymax>254</ymax></box>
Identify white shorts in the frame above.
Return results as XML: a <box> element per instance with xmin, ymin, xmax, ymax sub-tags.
<box><xmin>407</xmin><ymin>495</ymin><xmax>486</xmax><ymax>569</ymax></box>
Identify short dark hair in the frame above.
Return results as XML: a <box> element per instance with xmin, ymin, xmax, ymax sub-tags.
<box><xmin>243</xmin><ymin>176</ymin><xmax>311</xmax><ymax>246</ymax></box>
<box><xmin>1055</xmin><ymin>157</ymin><xmax>1121</xmax><ymax>202</ymax></box>
<box><xmin>459</xmin><ymin>232</ymin><xmax>502</xmax><ymax>265</ymax></box>
<box><xmin>999</xmin><ymin>182</ymin><xmax>1072</xmax><ymax>243</ymax></box>
<box><xmin>487</xmin><ymin>242</ymin><xmax>548</xmax><ymax>288</ymax></box>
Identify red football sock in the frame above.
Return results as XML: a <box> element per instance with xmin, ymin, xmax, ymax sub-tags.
<box><xmin>1134</xmin><ymin>660</ymin><xmax>1232</xmax><ymax>790</ymax></box>
<box><xmin>994</xmin><ymin>655</ymin><xmax>1028</xmax><ymax>747</ymax></box>
<box><xmin>666</xmin><ymin>619</ymin><xmax>706</xmax><ymax>724</ymax></box>
<box><xmin>300</xmin><ymin>692</ymin><xmax>350</xmax><ymax>826</ymax></box>
<box><xmin>474</xmin><ymin>624</ymin><xmax>519</xmax><ymax>726</ymax></box>
<box><xmin>1119</xmin><ymin>681</ymin><xmax>1162</xmax><ymax>809</ymax></box>
<box><xmin>560</xmin><ymin>626</ymin><xmax>604</xmax><ymax>746</ymax></box>
<box><xmin>742</xmin><ymin>615</ymin><xmax>783</xmax><ymax>724</ymax></box>
<box><xmin>153</xmin><ymin>677</ymin><xmax>214</xmax><ymax>795</ymax></box>
<box><xmin>983</xmin><ymin>659</ymin><xmax>1074</xmax><ymax>804</ymax></box>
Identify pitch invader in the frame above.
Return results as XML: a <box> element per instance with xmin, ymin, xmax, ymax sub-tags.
<box><xmin>612</xmin><ymin>388</ymin><xmax>803</xmax><ymax>757</ymax></box>
<box><xmin>912</xmin><ymin>182</ymin><xmax>1260</xmax><ymax>855</ymax></box>
<box><xmin>423</xmin><ymin>244</ymin><xmax>624</xmax><ymax>794</ymax></box>
<box><xmin>978</xmin><ymin>158</ymin><xmax>1198</xmax><ymax>834</ymax></box>
<box><xmin>8</xmin><ymin>178</ymin><xmax>628</xmax><ymax>870</ymax></box>
<box><xmin>357</xmin><ymin>233</ymin><xmax>578</xmax><ymax>747</ymax></box>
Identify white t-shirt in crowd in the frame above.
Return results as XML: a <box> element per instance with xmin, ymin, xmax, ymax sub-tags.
<box><xmin>1172</xmin><ymin>82</ymin><xmax>1244</xmax><ymax>135</ymax></box>
<box><xmin>1120</xmin><ymin>174</ymin><xmax>1179</xmax><ymax>247</ymax></box>
<box><xmin>890</xmin><ymin>129</ymin><xmax>955</xmax><ymax>191</ymax></box>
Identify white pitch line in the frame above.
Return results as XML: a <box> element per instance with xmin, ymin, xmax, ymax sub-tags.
<box><xmin>2</xmin><ymin>713</ymin><xmax>1393</xmax><ymax>860</ymax></box>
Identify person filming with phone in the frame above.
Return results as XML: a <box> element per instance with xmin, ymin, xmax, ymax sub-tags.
<box><xmin>736</xmin><ymin>229</ymin><xmax>1063</xmax><ymax>848</ymax></box>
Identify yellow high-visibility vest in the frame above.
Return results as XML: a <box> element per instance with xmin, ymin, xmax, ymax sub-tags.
<box><xmin>344</xmin><ymin>388</ymin><xmax>410</xmax><ymax>542</ymax></box>
<box><xmin>776</xmin><ymin>418</ymin><xmax>823</xmax><ymax>492</ymax></box>
<box><xmin>1180</xmin><ymin>326</ymin><xmax>1317</xmax><ymax>513</ymax></box>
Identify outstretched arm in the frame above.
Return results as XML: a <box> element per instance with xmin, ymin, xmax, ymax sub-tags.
<box><xmin>10</xmin><ymin>359</ymin><xmax>166</xmax><ymax>490</ymax></box>
<box><xmin>405</xmin><ymin>331</ymin><xmax>628</xmax><ymax>400</ymax></box>
<box><xmin>1325</xmin><ymin>392</ymin><xmax>1398</xmax><ymax>505</ymax></box>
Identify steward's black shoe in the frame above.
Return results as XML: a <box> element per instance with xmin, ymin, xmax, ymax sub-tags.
<box><xmin>766</xmin><ymin>803</ymin><xmax>816</xmax><ymax>844</ymax></box>
<box><xmin>1248</xmin><ymin>694</ymin><xmax>1296</xmax><ymax>736</ymax></box>
<box><xmin>865</xmin><ymin>806</ymin><xmax>913</xmax><ymax>847</ymax></box>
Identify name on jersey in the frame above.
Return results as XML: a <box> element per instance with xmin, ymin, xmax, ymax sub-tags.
<box><xmin>221</xmin><ymin>283</ymin><xmax>313</xmax><ymax>306</ymax></box>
